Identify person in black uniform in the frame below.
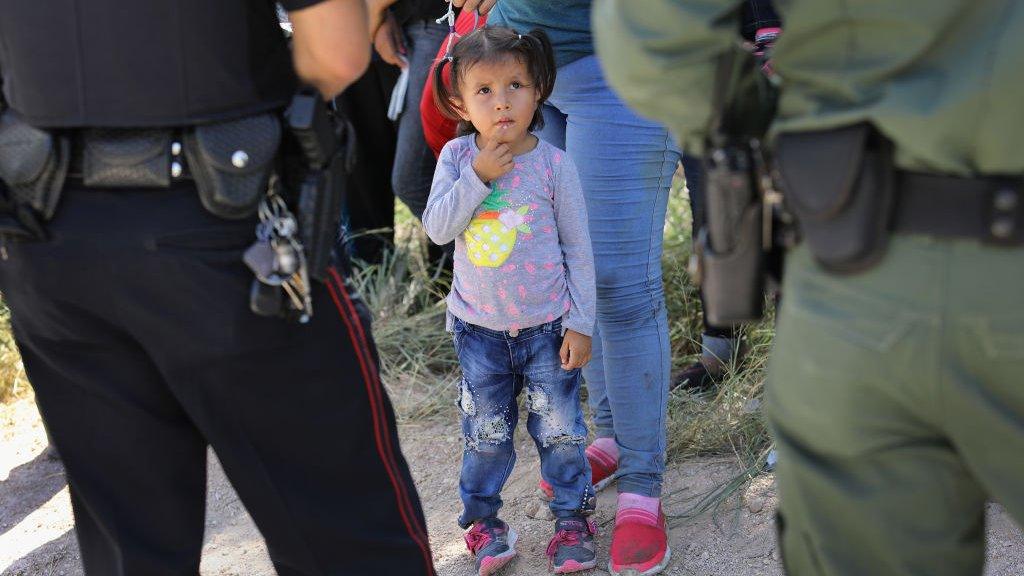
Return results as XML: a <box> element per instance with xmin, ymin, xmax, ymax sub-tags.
<box><xmin>0</xmin><ymin>1</ymin><xmax>436</xmax><ymax>575</ymax></box>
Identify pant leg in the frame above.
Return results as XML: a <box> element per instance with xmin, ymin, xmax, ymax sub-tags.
<box><xmin>545</xmin><ymin>55</ymin><xmax>680</xmax><ymax>497</ymax></box>
<box><xmin>942</xmin><ymin>240</ymin><xmax>1024</xmax><ymax>533</ymax></box>
<box><xmin>8</xmin><ymin>184</ymin><xmax>436</xmax><ymax>576</ymax></box>
<box><xmin>452</xmin><ymin>320</ymin><xmax>520</xmax><ymax>528</ymax></box>
<box><xmin>518</xmin><ymin>326</ymin><xmax>595</xmax><ymax>518</ymax></box>
<box><xmin>682</xmin><ymin>151</ymin><xmax>736</xmax><ymax>342</ymax></box>
<box><xmin>766</xmin><ymin>238</ymin><xmax>987</xmax><ymax>576</ymax></box>
<box><xmin>392</xmin><ymin>19</ymin><xmax>450</xmax><ymax>221</ymax></box>
<box><xmin>0</xmin><ymin>197</ymin><xmax>210</xmax><ymax>576</ymax></box>
<box><xmin>336</xmin><ymin>58</ymin><xmax>399</xmax><ymax>264</ymax></box>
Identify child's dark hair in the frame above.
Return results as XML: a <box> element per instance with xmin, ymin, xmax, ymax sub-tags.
<box><xmin>432</xmin><ymin>26</ymin><xmax>556</xmax><ymax>135</ymax></box>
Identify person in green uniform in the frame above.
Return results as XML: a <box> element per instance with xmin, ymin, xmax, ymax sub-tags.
<box><xmin>593</xmin><ymin>1</ymin><xmax>1024</xmax><ymax>575</ymax></box>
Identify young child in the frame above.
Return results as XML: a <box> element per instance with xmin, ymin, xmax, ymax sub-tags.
<box><xmin>422</xmin><ymin>26</ymin><xmax>598</xmax><ymax>575</ymax></box>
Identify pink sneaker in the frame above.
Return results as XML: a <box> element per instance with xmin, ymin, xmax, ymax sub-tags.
<box><xmin>464</xmin><ymin>517</ymin><xmax>518</xmax><ymax>576</ymax></box>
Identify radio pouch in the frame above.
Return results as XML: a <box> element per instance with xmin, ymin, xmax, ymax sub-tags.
<box><xmin>775</xmin><ymin>123</ymin><xmax>894</xmax><ymax>274</ymax></box>
<box><xmin>0</xmin><ymin>109</ymin><xmax>69</xmax><ymax>220</ymax></box>
<box><xmin>185</xmin><ymin>113</ymin><xmax>281</xmax><ymax>220</ymax></box>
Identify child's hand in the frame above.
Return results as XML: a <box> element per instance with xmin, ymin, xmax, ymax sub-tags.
<box><xmin>560</xmin><ymin>330</ymin><xmax>592</xmax><ymax>370</ymax></box>
<box><xmin>472</xmin><ymin>137</ymin><xmax>514</xmax><ymax>183</ymax></box>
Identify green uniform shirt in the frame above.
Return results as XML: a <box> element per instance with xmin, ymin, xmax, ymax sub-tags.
<box><xmin>593</xmin><ymin>0</ymin><xmax>1024</xmax><ymax>176</ymax></box>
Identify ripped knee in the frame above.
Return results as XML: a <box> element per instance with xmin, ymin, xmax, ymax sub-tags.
<box><xmin>464</xmin><ymin>415</ymin><xmax>512</xmax><ymax>451</ymax></box>
<box><xmin>539</xmin><ymin>431</ymin><xmax>586</xmax><ymax>449</ymax></box>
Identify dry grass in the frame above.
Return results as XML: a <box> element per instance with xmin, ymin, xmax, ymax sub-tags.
<box><xmin>0</xmin><ymin>301</ymin><xmax>28</xmax><ymax>402</ymax></box>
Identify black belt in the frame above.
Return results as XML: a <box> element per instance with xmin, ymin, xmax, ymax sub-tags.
<box><xmin>67</xmin><ymin>130</ymin><xmax>193</xmax><ymax>183</ymax></box>
<box><xmin>893</xmin><ymin>172</ymin><xmax>1023</xmax><ymax>245</ymax></box>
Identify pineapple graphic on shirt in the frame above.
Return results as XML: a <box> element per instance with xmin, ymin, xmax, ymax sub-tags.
<box><xmin>465</xmin><ymin>183</ymin><xmax>531</xmax><ymax>267</ymax></box>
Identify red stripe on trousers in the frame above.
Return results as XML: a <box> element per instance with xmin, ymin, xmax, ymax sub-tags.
<box><xmin>327</xmin><ymin>267</ymin><xmax>431</xmax><ymax>541</ymax></box>
<box><xmin>323</xmin><ymin>271</ymin><xmax>434</xmax><ymax>574</ymax></box>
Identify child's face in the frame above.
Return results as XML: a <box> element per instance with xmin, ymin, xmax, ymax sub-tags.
<box><xmin>453</xmin><ymin>57</ymin><xmax>540</xmax><ymax>147</ymax></box>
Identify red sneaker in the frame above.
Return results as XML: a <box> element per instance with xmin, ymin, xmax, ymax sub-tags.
<box><xmin>608</xmin><ymin>507</ymin><xmax>671</xmax><ymax>576</ymax></box>
<box><xmin>537</xmin><ymin>443</ymin><xmax>618</xmax><ymax>501</ymax></box>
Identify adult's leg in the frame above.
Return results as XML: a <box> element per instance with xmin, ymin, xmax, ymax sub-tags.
<box><xmin>766</xmin><ymin>239</ymin><xmax>987</xmax><ymax>575</ymax></box>
<box><xmin>392</xmin><ymin>19</ymin><xmax>451</xmax><ymax>221</ymax></box>
<box><xmin>547</xmin><ymin>55</ymin><xmax>680</xmax><ymax>497</ymax></box>
<box><xmin>0</xmin><ymin>190</ymin><xmax>210</xmax><ymax>576</ymax></box>
<box><xmin>336</xmin><ymin>58</ymin><xmax>399</xmax><ymax>264</ymax></box>
<box><xmin>943</xmin><ymin>240</ymin><xmax>1024</xmax><ymax>546</ymax></box>
<box><xmin>391</xmin><ymin>19</ymin><xmax>454</xmax><ymax>270</ymax></box>
<box><xmin>678</xmin><ymin>152</ymin><xmax>737</xmax><ymax>388</ymax></box>
<box><xmin>41</xmin><ymin>185</ymin><xmax>435</xmax><ymax>576</ymax></box>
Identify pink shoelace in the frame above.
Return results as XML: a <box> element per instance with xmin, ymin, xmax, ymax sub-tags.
<box><xmin>464</xmin><ymin>524</ymin><xmax>497</xmax><ymax>554</ymax></box>
<box><xmin>545</xmin><ymin>520</ymin><xmax>595</xmax><ymax>559</ymax></box>
<box><xmin>545</xmin><ymin>530</ymin><xmax>581</xmax><ymax>558</ymax></box>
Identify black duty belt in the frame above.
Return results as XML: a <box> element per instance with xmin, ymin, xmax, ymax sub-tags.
<box><xmin>67</xmin><ymin>129</ymin><xmax>193</xmax><ymax>183</ymax></box>
<box><xmin>894</xmin><ymin>172</ymin><xmax>1023</xmax><ymax>245</ymax></box>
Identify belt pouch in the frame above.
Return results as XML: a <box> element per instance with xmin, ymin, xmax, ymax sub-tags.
<box><xmin>0</xmin><ymin>109</ymin><xmax>70</xmax><ymax>219</ymax></box>
<box><xmin>82</xmin><ymin>129</ymin><xmax>172</xmax><ymax>188</ymax></box>
<box><xmin>184</xmin><ymin>113</ymin><xmax>281</xmax><ymax>220</ymax></box>
<box><xmin>775</xmin><ymin>123</ymin><xmax>894</xmax><ymax>273</ymax></box>
<box><xmin>698</xmin><ymin>206</ymin><xmax>765</xmax><ymax>326</ymax></box>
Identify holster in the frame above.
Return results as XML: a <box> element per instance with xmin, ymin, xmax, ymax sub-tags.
<box><xmin>775</xmin><ymin>123</ymin><xmax>895</xmax><ymax>273</ymax></box>
<box><xmin>184</xmin><ymin>113</ymin><xmax>282</xmax><ymax>220</ymax></box>
<box><xmin>0</xmin><ymin>108</ymin><xmax>70</xmax><ymax>221</ymax></box>
<box><xmin>696</xmin><ymin>142</ymin><xmax>766</xmax><ymax>326</ymax></box>
<box><xmin>285</xmin><ymin>91</ymin><xmax>356</xmax><ymax>281</ymax></box>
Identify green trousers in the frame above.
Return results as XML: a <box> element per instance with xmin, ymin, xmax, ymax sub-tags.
<box><xmin>765</xmin><ymin>235</ymin><xmax>1024</xmax><ymax>575</ymax></box>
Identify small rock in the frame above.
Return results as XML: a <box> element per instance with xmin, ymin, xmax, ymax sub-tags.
<box><xmin>747</xmin><ymin>498</ymin><xmax>765</xmax><ymax>514</ymax></box>
<box><xmin>524</xmin><ymin>499</ymin><xmax>555</xmax><ymax>520</ymax></box>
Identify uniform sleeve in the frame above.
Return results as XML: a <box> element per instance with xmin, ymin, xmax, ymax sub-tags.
<box><xmin>592</xmin><ymin>0</ymin><xmax>746</xmax><ymax>153</ymax></box>
<box><xmin>421</xmin><ymin>141</ymin><xmax>493</xmax><ymax>245</ymax></box>
<box><xmin>552</xmin><ymin>154</ymin><xmax>596</xmax><ymax>337</ymax></box>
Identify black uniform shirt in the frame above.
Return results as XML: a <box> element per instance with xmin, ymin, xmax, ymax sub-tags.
<box><xmin>0</xmin><ymin>0</ymin><xmax>324</xmax><ymax>128</ymax></box>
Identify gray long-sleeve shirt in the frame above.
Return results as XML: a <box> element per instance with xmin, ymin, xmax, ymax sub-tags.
<box><xmin>423</xmin><ymin>135</ymin><xmax>596</xmax><ymax>336</ymax></box>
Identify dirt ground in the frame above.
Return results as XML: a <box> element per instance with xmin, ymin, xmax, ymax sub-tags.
<box><xmin>3</xmin><ymin>396</ymin><xmax>1024</xmax><ymax>576</ymax></box>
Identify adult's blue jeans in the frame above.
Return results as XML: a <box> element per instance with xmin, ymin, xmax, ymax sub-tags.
<box><xmin>454</xmin><ymin>318</ymin><xmax>595</xmax><ymax>527</ymax></box>
<box><xmin>537</xmin><ymin>55</ymin><xmax>681</xmax><ymax>498</ymax></box>
<box><xmin>392</xmin><ymin>19</ymin><xmax>450</xmax><ymax>220</ymax></box>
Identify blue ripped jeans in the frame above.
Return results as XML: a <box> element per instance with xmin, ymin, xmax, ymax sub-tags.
<box><xmin>453</xmin><ymin>317</ymin><xmax>595</xmax><ymax>528</ymax></box>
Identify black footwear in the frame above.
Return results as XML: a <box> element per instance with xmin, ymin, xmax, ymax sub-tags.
<box><xmin>671</xmin><ymin>360</ymin><xmax>722</xmax><ymax>391</ymax></box>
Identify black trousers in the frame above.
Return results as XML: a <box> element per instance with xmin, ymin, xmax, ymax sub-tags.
<box><xmin>0</xmin><ymin>183</ymin><xmax>435</xmax><ymax>576</ymax></box>
<box><xmin>336</xmin><ymin>58</ymin><xmax>399</xmax><ymax>265</ymax></box>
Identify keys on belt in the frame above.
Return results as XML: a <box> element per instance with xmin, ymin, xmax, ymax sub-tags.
<box><xmin>243</xmin><ymin>188</ymin><xmax>313</xmax><ymax>322</ymax></box>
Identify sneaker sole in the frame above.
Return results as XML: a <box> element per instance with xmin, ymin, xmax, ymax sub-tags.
<box><xmin>478</xmin><ymin>529</ymin><xmax>519</xmax><ymax>576</ymax></box>
<box><xmin>608</xmin><ymin>545</ymin><xmax>672</xmax><ymax>576</ymax></box>
<box><xmin>552</xmin><ymin>558</ymin><xmax>598</xmax><ymax>574</ymax></box>
<box><xmin>536</xmin><ymin>473</ymin><xmax>620</xmax><ymax>502</ymax></box>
